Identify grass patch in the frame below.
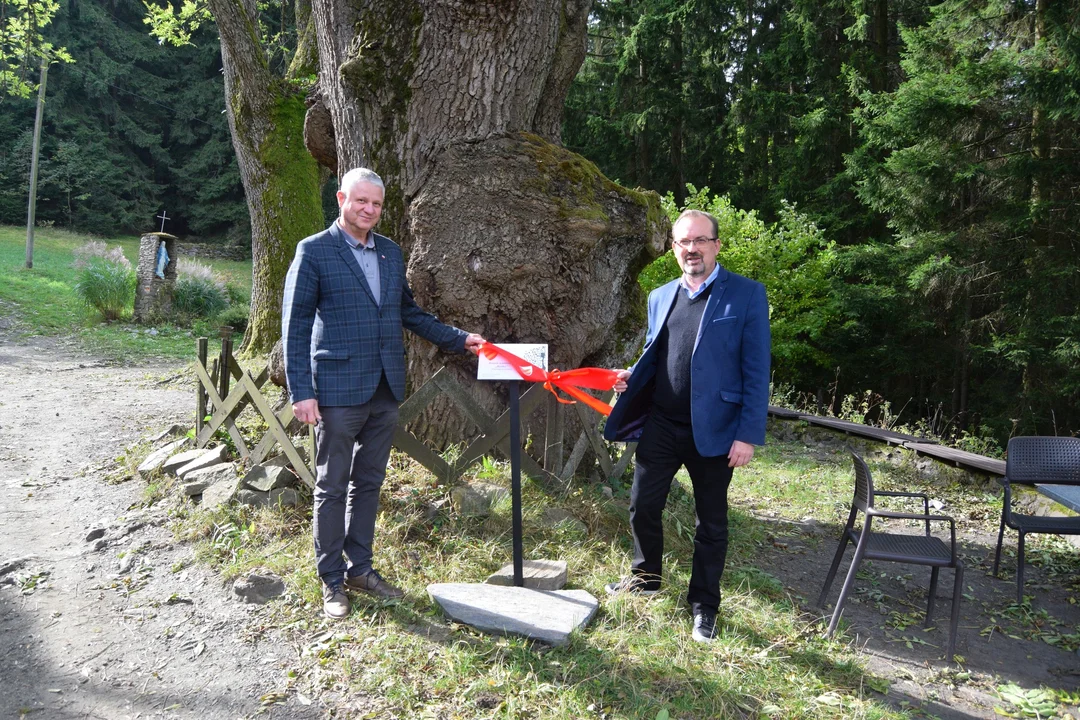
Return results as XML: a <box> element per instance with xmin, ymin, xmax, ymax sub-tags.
<box><xmin>0</xmin><ymin>225</ymin><xmax>251</xmax><ymax>360</ymax></box>
<box><xmin>158</xmin><ymin>438</ymin><xmax>909</xmax><ymax>719</ymax></box>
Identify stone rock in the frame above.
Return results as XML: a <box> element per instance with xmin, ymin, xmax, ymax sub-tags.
<box><xmin>234</xmin><ymin>489</ymin><xmax>269</xmax><ymax>508</ymax></box>
<box><xmin>425</xmin><ymin>497</ymin><xmax>449</xmax><ymax>521</ymax></box>
<box><xmin>84</xmin><ymin>527</ymin><xmax>106</xmax><ymax>542</ymax></box>
<box><xmin>176</xmin><ymin>446</ymin><xmax>229</xmax><ymax>479</ymax></box>
<box><xmin>149</xmin><ymin>424</ymin><xmax>186</xmax><ymax>444</ymax></box>
<box><xmin>138</xmin><ymin>438</ymin><xmax>191</xmax><ymax>475</ymax></box>
<box><xmin>540</xmin><ymin>508</ymin><xmax>588</xmax><ymax>536</ymax></box>
<box><xmin>161</xmin><ymin>448</ymin><xmax>208</xmax><ymax>476</ymax></box>
<box><xmin>486</xmin><ymin>559</ymin><xmax>568</xmax><ymax>591</ymax></box>
<box><xmin>235</xmin><ymin>487</ymin><xmax>301</xmax><ymax>509</ymax></box>
<box><xmin>242</xmin><ymin>464</ymin><xmax>296</xmax><ymax>492</ymax></box>
<box><xmin>200</xmin><ymin>478</ymin><xmax>240</xmax><ymax>508</ymax></box>
<box><xmin>181</xmin><ymin>463</ymin><xmax>236</xmax><ymax>496</ymax></box>
<box><xmin>451</xmin><ymin>482</ymin><xmax>509</xmax><ymax>517</ymax></box>
<box><xmin>117</xmin><ymin>553</ymin><xmax>137</xmax><ymax>574</ymax></box>
<box><xmin>0</xmin><ymin>556</ymin><xmax>34</xmax><ymax>577</ymax></box>
<box><xmin>91</xmin><ymin>539</ymin><xmax>108</xmax><ymax>552</ymax></box>
<box><xmin>233</xmin><ymin>572</ymin><xmax>285</xmax><ymax>604</ymax></box>
<box><xmin>269</xmin><ymin>488</ymin><xmax>300</xmax><ymax>508</ymax></box>
<box><xmin>428</xmin><ymin>583</ymin><xmax>598</xmax><ymax>646</ymax></box>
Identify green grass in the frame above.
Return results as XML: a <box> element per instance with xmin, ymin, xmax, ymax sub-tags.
<box><xmin>0</xmin><ymin>225</ymin><xmax>252</xmax><ymax>360</ymax></box>
<box><xmin>166</xmin><ymin>440</ymin><xmax>910</xmax><ymax>720</ymax></box>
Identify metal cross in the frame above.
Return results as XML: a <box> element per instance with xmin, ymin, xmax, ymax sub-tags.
<box><xmin>157</xmin><ymin>210</ymin><xmax>170</xmax><ymax>233</ymax></box>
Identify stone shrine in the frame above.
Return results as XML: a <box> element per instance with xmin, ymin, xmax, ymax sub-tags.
<box><xmin>134</xmin><ymin>232</ymin><xmax>177</xmax><ymax>322</ymax></box>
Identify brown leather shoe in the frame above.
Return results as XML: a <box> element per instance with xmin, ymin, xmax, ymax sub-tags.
<box><xmin>322</xmin><ymin>583</ymin><xmax>350</xmax><ymax>620</ymax></box>
<box><xmin>344</xmin><ymin>569</ymin><xmax>404</xmax><ymax>600</ymax></box>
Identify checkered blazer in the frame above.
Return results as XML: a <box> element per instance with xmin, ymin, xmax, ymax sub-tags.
<box><xmin>282</xmin><ymin>222</ymin><xmax>467</xmax><ymax>407</ymax></box>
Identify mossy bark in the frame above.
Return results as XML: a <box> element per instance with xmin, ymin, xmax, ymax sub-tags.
<box><xmin>208</xmin><ymin>0</ymin><xmax>324</xmax><ymax>354</ymax></box>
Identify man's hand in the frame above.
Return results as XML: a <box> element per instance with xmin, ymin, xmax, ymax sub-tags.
<box><xmin>728</xmin><ymin>440</ymin><xmax>755</xmax><ymax>468</ymax></box>
<box><xmin>613</xmin><ymin>368</ymin><xmax>632</xmax><ymax>393</ymax></box>
<box><xmin>293</xmin><ymin>399</ymin><xmax>322</xmax><ymax>425</ymax></box>
<box><xmin>464</xmin><ymin>333</ymin><xmax>487</xmax><ymax>355</ymax></box>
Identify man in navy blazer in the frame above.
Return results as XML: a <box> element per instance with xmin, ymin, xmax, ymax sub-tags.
<box><xmin>602</xmin><ymin>209</ymin><xmax>771</xmax><ymax>642</ymax></box>
<box><xmin>283</xmin><ymin>168</ymin><xmax>485</xmax><ymax>620</ymax></box>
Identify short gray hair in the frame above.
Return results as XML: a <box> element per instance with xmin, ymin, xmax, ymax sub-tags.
<box><xmin>339</xmin><ymin>167</ymin><xmax>385</xmax><ymax>195</ymax></box>
<box><xmin>673</xmin><ymin>209</ymin><xmax>718</xmax><ymax>238</ymax></box>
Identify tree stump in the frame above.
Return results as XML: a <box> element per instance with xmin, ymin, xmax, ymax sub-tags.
<box><xmin>134</xmin><ymin>232</ymin><xmax>177</xmax><ymax>322</ymax></box>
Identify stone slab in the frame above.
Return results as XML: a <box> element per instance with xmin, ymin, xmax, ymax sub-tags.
<box><xmin>451</xmin><ymin>482</ymin><xmax>509</xmax><ymax>517</ymax></box>
<box><xmin>181</xmin><ymin>463</ymin><xmax>236</xmax><ymax>496</ymax></box>
<box><xmin>138</xmin><ymin>438</ymin><xmax>190</xmax><ymax>475</ymax></box>
<box><xmin>428</xmin><ymin>583</ymin><xmax>597</xmax><ymax>646</ymax></box>
<box><xmin>149</xmin><ymin>424</ymin><xmax>187</xmax><ymax>444</ymax></box>
<box><xmin>176</xmin><ymin>445</ymin><xmax>229</xmax><ymax>479</ymax></box>
<box><xmin>486</xmin><ymin>559</ymin><xmax>568</xmax><ymax>591</ymax></box>
<box><xmin>161</xmin><ymin>448</ymin><xmax>208</xmax><ymax>476</ymax></box>
<box><xmin>200</xmin><ymin>478</ymin><xmax>240</xmax><ymax>509</ymax></box>
<box><xmin>235</xmin><ymin>487</ymin><xmax>300</xmax><ymax>509</ymax></box>
<box><xmin>233</xmin><ymin>572</ymin><xmax>285</xmax><ymax>604</ymax></box>
<box><xmin>242</xmin><ymin>464</ymin><xmax>295</xmax><ymax>492</ymax></box>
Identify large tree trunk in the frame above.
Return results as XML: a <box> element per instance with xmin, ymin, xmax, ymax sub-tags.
<box><xmin>208</xmin><ymin>0</ymin><xmax>325</xmax><ymax>354</ymax></box>
<box><xmin>308</xmin><ymin>0</ymin><xmax>667</xmax><ymax>448</ymax></box>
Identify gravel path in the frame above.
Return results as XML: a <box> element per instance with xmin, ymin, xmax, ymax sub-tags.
<box><xmin>0</xmin><ymin>335</ymin><xmax>323</xmax><ymax>719</ymax></box>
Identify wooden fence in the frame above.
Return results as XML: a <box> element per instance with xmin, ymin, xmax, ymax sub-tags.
<box><xmin>193</xmin><ymin>335</ymin><xmax>633</xmax><ymax>489</ymax></box>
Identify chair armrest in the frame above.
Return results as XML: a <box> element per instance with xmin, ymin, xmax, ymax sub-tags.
<box><xmin>875</xmin><ymin>491</ymin><xmax>931</xmax><ymax>533</ymax></box>
<box><xmin>877</xmin><ymin>490</ymin><xmax>929</xmax><ymax>500</ymax></box>
<box><xmin>867</xmin><ymin>509</ymin><xmax>958</xmax><ymax>562</ymax></box>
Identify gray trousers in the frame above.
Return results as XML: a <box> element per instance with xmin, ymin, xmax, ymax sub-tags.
<box><xmin>313</xmin><ymin>379</ymin><xmax>399</xmax><ymax>585</ymax></box>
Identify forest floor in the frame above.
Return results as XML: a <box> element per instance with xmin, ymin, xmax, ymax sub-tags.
<box><xmin>1</xmin><ymin>321</ymin><xmax>1078</xmax><ymax>719</ymax></box>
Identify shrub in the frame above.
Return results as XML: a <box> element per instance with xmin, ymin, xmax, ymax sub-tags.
<box><xmin>216</xmin><ymin>303</ymin><xmax>250</xmax><ymax>334</ymax></box>
<box><xmin>72</xmin><ymin>241</ymin><xmax>135</xmax><ymax>321</ymax></box>
<box><xmin>225</xmin><ymin>283</ymin><xmax>249</xmax><ymax>306</ymax></box>
<box><xmin>175</xmin><ymin>259</ymin><xmax>228</xmax><ymax>319</ymax></box>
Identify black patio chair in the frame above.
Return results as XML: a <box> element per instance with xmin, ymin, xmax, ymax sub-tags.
<box><xmin>818</xmin><ymin>450</ymin><xmax>963</xmax><ymax>660</ymax></box>
<box><xmin>993</xmin><ymin>436</ymin><xmax>1080</xmax><ymax>603</ymax></box>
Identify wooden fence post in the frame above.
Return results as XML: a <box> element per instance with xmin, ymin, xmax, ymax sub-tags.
<box><xmin>217</xmin><ymin>326</ymin><xmax>233</xmax><ymax>402</ymax></box>
<box><xmin>196</xmin><ymin>337</ymin><xmax>208</xmax><ymax>435</ymax></box>
<box><xmin>544</xmin><ymin>393</ymin><xmax>564</xmax><ymax>474</ymax></box>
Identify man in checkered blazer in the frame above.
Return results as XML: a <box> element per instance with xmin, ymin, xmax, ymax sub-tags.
<box><xmin>283</xmin><ymin>168</ymin><xmax>486</xmax><ymax>620</ymax></box>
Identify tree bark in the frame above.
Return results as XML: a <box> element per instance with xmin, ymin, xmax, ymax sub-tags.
<box><xmin>208</xmin><ymin>0</ymin><xmax>325</xmax><ymax>354</ymax></box>
<box><xmin>309</xmin><ymin>0</ymin><xmax>667</xmax><ymax>448</ymax></box>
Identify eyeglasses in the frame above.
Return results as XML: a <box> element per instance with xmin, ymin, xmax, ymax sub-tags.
<box><xmin>673</xmin><ymin>236</ymin><xmax>718</xmax><ymax>250</ymax></box>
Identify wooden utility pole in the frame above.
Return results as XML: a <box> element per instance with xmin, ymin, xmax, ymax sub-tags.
<box><xmin>25</xmin><ymin>59</ymin><xmax>49</xmax><ymax>269</ymax></box>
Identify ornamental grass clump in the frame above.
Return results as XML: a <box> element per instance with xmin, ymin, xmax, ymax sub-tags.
<box><xmin>72</xmin><ymin>241</ymin><xmax>135</xmax><ymax>322</ymax></box>
<box><xmin>175</xmin><ymin>258</ymin><xmax>228</xmax><ymax>319</ymax></box>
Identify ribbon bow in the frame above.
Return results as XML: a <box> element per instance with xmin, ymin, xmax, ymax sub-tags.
<box><xmin>479</xmin><ymin>343</ymin><xmax>619</xmax><ymax>417</ymax></box>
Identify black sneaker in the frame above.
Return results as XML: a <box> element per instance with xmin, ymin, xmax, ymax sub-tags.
<box><xmin>604</xmin><ymin>575</ymin><xmax>660</xmax><ymax>596</ymax></box>
<box><xmin>692</xmin><ymin>609</ymin><xmax>717</xmax><ymax>643</ymax></box>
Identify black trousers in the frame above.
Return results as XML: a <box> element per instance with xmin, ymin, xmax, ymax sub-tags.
<box><xmin>312</xmin><ymin>378</ymin><xmax>399</xmax><ymax>586</ymax></box>
<box><xmin>629</xmin><ymin>413</ymin><xmax>734</xmax><ymax>613</ymax></box>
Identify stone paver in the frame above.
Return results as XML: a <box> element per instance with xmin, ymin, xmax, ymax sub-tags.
<box><xmin>428</xmin><ymin>583</ymin><xmax>597</xmax><ymax>646</ymax></box>
<box><xmin>486</xmin><ymin>559</ymin><xmax>568</xmax><ymax>590</ymax></box>
<box><xmin>138</xmin><ymin>438</ymin><xmax>190</xmax><ymax>475</ymax></box>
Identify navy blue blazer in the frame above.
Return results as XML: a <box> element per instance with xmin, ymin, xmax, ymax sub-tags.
<box><xmin>603</xmin><ymin>266</ymin><xmax>771</xmax><ymax>457</ymax></box>
<box><xmin>282</xmin><ymin>222</ymin><xmax>467</xmax><ymax>407</ymax></box>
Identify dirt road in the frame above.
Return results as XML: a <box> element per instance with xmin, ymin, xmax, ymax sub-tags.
<box><xmin>0</xmin><ymin>335</ymin><xmax>322</xmax><ymax>719</ymax></box>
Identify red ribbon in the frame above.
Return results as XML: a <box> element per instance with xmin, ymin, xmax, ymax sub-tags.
<box><xmin>479</xmin><ymin>342</ymin><xmax>619</xmax><ymax>417</ymax></box>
